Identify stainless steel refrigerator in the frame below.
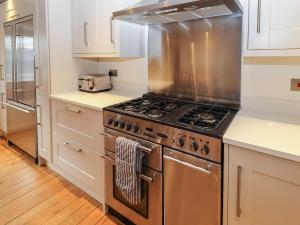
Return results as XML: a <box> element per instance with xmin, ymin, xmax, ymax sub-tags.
<box><xmin>3</xmin><ymin>15</ymin><xmax>37</xmax><ymax>159</ymax></box>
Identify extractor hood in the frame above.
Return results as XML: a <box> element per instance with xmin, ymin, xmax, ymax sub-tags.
<box><xmin>113</xmin><ymin>0</ymin><xmax>242</xmax><ymax>25</ymax></box>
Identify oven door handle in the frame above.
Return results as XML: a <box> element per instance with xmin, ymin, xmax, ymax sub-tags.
<box><xmin>163</xmin><ymin>155</ymin><xmax>212</xmax><ymax>175</ymax></box>
<box><xmin>99</xmin><ymin>131</ymin><xmax>153</xmax><ymax>154</ymax></box>
<box><xmin>101</xmin><ymin>155</ymin><xmax>153</xmax><ymax>183</ymax></box>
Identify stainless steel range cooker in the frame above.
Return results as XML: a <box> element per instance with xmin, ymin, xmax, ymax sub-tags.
<box><xmin>103</xmin><ymin>4</ymin><xmax>242</xmax><ymax>224</ymax></box>
<box><xmin>101</xmin><ymin>94</ymin><xmax>239</xmax><ymax>225</ymax></box>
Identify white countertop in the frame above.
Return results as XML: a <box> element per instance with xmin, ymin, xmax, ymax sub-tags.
<box><xmin>224</xmin><ymin>110</ymin><xmax>300</xmax><ymax>163</ymax></box>
<box><xmin>50</xmin><ymin>91</ymin><xmax>133</xmax><ymax>111</ymax></box>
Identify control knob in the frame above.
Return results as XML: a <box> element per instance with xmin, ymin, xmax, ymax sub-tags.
<box><xmin>191</xmin><ymin>141</ymin><xmax>198</xmax><ymax>151</ymax></box>
<box><xmin>132</xmin><ymin>125</ymin><xmax>139</xmax><ymax>133</ymax></box>
<box><xmin>125</xmin><ymin>124</ymin><xmax>132</xmax><ymax>131</ymax></box>
<box><xmin>178</xmin><ymin>136</ymin><xmax>185</xmax><ymax>147</ymax></box>
<box><xmin>201</xmin><ymin>144</ymin><xmax>210</xmax><ymax>155</ymax></box>
<box><xmin>107</xmin><ymin>118</ymin><xmax>113</xmax><ymax>126</ymax></box>
<box><xmin>119</xmin><ymin>121</ymin><xmax>125</xmax><ymax>129</ymax></box>
<box><xmin>113</xmin><ymin>120</ymin><xmax>119</xmax><ymax>127</ymax></box>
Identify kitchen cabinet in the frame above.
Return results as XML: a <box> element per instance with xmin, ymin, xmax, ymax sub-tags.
<box><xmin>224</xmin><ymin>145</ymin><xmax>300</xmax><ymax>225</ymax></box>
<box><xmin>245</xmin><ymin>0</ymin><xmax>300</xmax><ymax>56</ymax></box>
<box><xmin>51</xmin><ymin>100</ymin><xmax>105</xmax><ymax>202</ymax></box>
<box><xmin>35</xmin><ymin>0</ymin><xmax>51</xmax><ymax>161</ymax></box>
<box><xmin>52</xmin><ymin>133</ymin><xmax>103</xmax><ymax>201</ymax></box>
<box><xmin>71</xmin><ymin>0</ymin><xmax>145</xmax><ymax>58</ymax></box>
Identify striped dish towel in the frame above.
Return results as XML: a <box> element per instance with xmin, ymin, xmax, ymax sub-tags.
<box><xmin>115</xmin><ymin>137</ymin><xmax>144</xmax><ymax>205</ymax></box>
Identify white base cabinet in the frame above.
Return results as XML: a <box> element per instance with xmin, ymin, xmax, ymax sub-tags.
<box><xmin>51</xmin><ymin>100</ymin><xmax>105</xmax><ymax>203</ymax></box>
<box><xmin>52</xmin><ymin>133</ymin><xmax>104</xmax><ymax>201</ymax></box>
<box><xmin>224</xmin><ymin>145</ymin><xmax>300</xmax><ymax>225</ymax></box>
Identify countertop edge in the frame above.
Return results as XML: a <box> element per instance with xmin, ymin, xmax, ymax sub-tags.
<box><xmin>223</xmin><ymin>138</ymin><xmax>300</xmax><ymax>163</ymax></box>
<box><xmin>50</xmin><ymin>95</ymin><xmax>104</xmax><ymax>111</ymax></box>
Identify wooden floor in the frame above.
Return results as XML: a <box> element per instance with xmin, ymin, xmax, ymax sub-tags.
<box><xmin>0</xmin><ymin>140</ymin><xmax>120</xmax><ymax>225</ymax></box>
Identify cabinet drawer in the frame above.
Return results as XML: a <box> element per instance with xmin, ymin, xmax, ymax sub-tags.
<box><xmin>52</xmin><ymin>133</ymin><xmax>103</xmax><ymax>196</ymax></box>
<box><xmin>52</xmin><ymin>100</ymin><xmax>104</xmax><ymax>154</ymax></box>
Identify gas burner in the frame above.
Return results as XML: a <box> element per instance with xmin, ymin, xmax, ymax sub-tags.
<box><xmin>142</xmin><ymin>99</ymin><xmax>152</xmax><ymax>105</ymax></box>
<box><xmin>164</xmin><ymin>102</ymin><xmax>178</xmax><ymax>110</ymax></box>
<box><xmin>197</xmin><ymin>112</ymin><xmax>217</xmax><ymax>124</ymax></box>
<box><xmin>178</xmin><ymin>105</ymin><xmax>230</xmax><ymax>130</ymax></box>
<box><xmin>124</xmin><ymin>105</ymin><xmax>135</xmax><ymax>111</ymax></box>
<box><xmin>148</xmin><ymin>109</ymin><xmax>164</xmax><ymax>118</ymax></box>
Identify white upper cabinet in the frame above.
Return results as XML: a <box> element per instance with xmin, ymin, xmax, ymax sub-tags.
<box><xmin>71</xmin><ymin>0</ymin><xmax>145</xmax><ymax>58</ymax></box>
<box><xmin>245</xmin><ymin>0</ymin><xmax>300</xmax><ymax>56</ymax></box>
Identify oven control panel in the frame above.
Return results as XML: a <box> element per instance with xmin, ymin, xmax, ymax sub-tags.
<box><xmin>103</xmin><ymin>111</ymin><xmax>222</xmax><ymax>163</ymax></box>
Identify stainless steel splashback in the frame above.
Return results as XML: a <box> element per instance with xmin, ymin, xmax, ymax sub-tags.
<box><xmin>148</xmin><ymin>14</ymin><xmax>242</xmax><ymax>104</ymax></box>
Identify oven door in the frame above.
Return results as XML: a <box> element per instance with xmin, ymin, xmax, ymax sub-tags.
<box><xmin>101</xmin><ymin>129</ymin><xmax>163</xmax><ymax>225</ymax></box>
<box><xmin>163</xmin><ymin>147</ymin><xmax>222</xmax><ymax>225</ymax></box>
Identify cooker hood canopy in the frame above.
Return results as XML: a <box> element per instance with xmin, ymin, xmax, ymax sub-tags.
<box><xmin>113</xmin><ymin>0</ymin><xmax>242</xmax><ymax>25</ymax></box>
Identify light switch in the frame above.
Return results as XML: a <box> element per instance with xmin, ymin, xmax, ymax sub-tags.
<box><xmin>291</xmin><ymin>79</ymin><xmax>300</xmax><ymax>91</ymax></box>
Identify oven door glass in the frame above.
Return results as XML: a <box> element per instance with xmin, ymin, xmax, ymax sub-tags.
<box><xmin>112</xmin><ymin>166</ymin><xmax>149</xmax><ymax>218</ymax></box>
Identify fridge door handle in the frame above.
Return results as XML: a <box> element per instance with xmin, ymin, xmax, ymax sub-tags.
<box><xmin>36</xmin><ymin>104</ymin><xmax>41</xmax><ymax>126</ymax></box>
<box><xmin>1</xmin><ymin>93</ymin><xmax>5</xmax><ymax>109</ymax></box>
<box><xmin>0</xmin><ymin>65</ymin><xmax>4</xmax><ymax>81</ymax></box>
<box><xmin>3</xmin><ymin>102</ymin><xmax>34</xmax><ymax>114</ymax></box>
<box><xmin>34</xmin><ymin>56</ymin><xmax>40</xmax><ymax>88</ymax></box>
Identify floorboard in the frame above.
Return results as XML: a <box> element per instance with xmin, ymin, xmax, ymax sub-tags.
<box><xmin>0</xmin><ymin>140</ymin><xmax>120</xmax><ymax>225</ymax></box>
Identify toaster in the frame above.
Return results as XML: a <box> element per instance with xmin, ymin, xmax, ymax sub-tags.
<box><xmin>78</xmin><ymin>74</ymin><xmax>112</xmax><ymax>93</ymax></box>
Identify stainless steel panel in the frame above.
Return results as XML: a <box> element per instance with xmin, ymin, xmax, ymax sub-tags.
<box><xmin>4</xmin><ymin>25</ymin><xmax>14</xmax><ymax>101</ymax></box>
<box><xmin>163</xmin><ymin>147</ymin><xmax>221</xmax><ymax>225</ymax></box>
<box><xmin>15</xmin><ymin>19</ymin><xmax>35</xmax><ymax>107</ymax></box>
<box><xmin>148</xmin><ymin>15</ymin><xmax>242</xmax><ymax>104</ymax></box>
<box><xmin>6</xmin><ymin>100</ymin><xmax>37</xmax><ymax>158</ymax></box>
<box><xmin>113</xmin><ymin>0</ymin><xmax>242</xmax><ymax>25</ymax></box>
<box><xmin>104</xmin><ymin>150</ymin><xmax>162</xmax><ymax>225</ymax></box>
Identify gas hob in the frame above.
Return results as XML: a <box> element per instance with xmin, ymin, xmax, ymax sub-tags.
<box><xmin>106</xmin><ymin>94</ymin><xmax>238</xmax><ymax>137</ymax></box>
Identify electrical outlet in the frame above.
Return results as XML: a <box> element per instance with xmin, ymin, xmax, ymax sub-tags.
<box><xmin>108</xmin><ymin>69</ymin><xmax>118</xmax><ymax>77</ymax></box>
<box><xmin>291</xmin><ymin>79</ymin><xmax>300</xmax><ymax>91</ymax></box>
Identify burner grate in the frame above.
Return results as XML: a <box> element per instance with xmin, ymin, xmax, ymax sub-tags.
<box><xmin>177</xmin><ymin>105</ymin><xmax>230</xmax><ymax>130</ymax></box>
<box><xmin>113</xmin><ymin>97</ymin><xmax>182</xmax><ymax>119</ymax></box>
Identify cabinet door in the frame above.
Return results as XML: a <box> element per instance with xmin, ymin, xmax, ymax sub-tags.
<box><xmin>53</xmin><ymin>133</ymin><xmax>104</xmax><ymax>202</ymax></box>
<box><xmin>71</xmin><ymin>0</ymin><xmax>95</xmax><ymax>53</ymax></box>
<box><xmin>247</xmin><ymin>0</ymin><xmax>270</xmax><ymax>50</ymax></box>
<box><xmin>268</xmin><ymin>0</ymin><xmax>300</xmax><ymax>49</ymax></box>
<box><xmin>227</xmin><ymin>145</ymin><xmax>300</xmax><ymax>225</ymax></box>
<box><xmin>72</xmin><ymin>0</ymin><xmax>123</xmax><ymax>54</ymax></box>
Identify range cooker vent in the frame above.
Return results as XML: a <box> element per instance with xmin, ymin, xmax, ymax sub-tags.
<box><xmin>113</xmin><ymin>0</ymin><xmax>242</xmax><ymax>25</ymax></box>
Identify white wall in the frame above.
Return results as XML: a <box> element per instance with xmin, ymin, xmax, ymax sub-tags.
<box><xmin>47</xmin><ymin>0</ymin><xmax>100</xmax><ymax>95</ymax></box>
<box><xmin>98</xmin><ymin>26</ymin><xmax>148</xmax><ymax>97</ymax></box>
<box><xmin>242</xmin><ymin>57</ymin><xmax>300</xmax><ymax>115</ymax></box>
<box><xmin>98</xmin><ymin>58</ymin><xmax>148</xmax><ymax>97</ymax></box>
